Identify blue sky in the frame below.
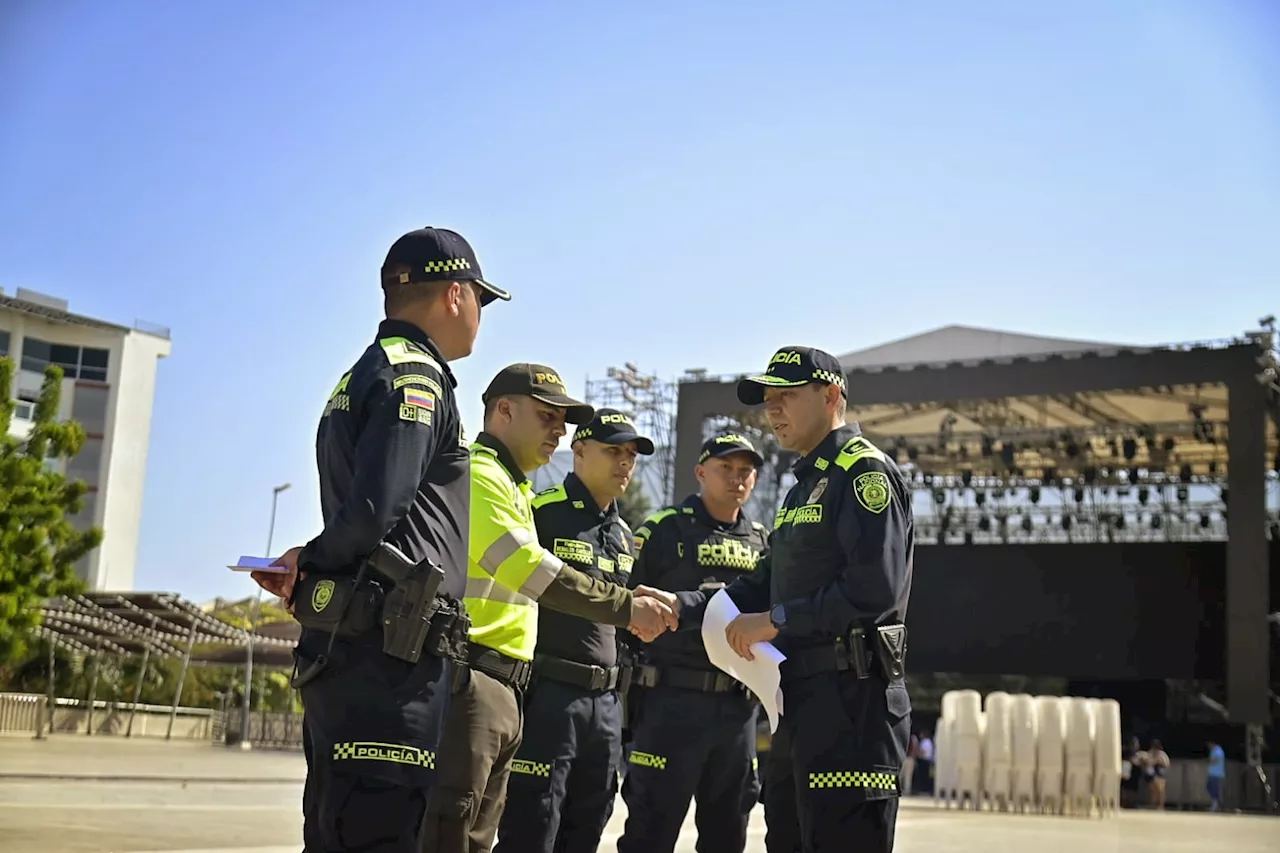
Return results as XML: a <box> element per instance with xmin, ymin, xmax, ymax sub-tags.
<box><xmin>1</xmin><ymin>1</ymin><xmax>1276</xmax><ymax>604</ymax></box>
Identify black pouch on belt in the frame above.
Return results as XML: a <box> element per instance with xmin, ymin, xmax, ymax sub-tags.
<box><xmin>873</xmin><ymin>624</ymin><xmax>907</xmax><ymax>681</ymax></box>
<box><xmin>292</xmin><ymin>574</ymin><xmax>382</xmax><ymax>638</ymax></box>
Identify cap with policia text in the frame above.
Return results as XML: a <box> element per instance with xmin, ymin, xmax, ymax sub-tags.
<box><xmin>698</xmin><ymin>433</ymin><xmax>765</xmax><ymax>467</ymax></box>
<box><xmin>482</xmin><ymin>363</ymin><xmax>594</xmax><ymax>424</ymax></box>
<box><xmin>572</xmin><ymin>408</ymin><xmax>656</xmax><ymax>455</ymax></box>
<box><xmin>736</xmin><ymin>345</ymin><xmax>848</xmax><ymax>406</ymax></box>
<box><xmin>381</xmin><ymin>226</ymin><xmax>512</xmax><ymax>306</ymax></box>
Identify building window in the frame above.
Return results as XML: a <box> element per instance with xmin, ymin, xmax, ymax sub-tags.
<box><xmin>0</xmin><ymin>329</ymin><xmax>10</xmax><ymax>356</ymax></box>
<box><xmin>66</xmin><ymin>437</ymin><xmax>103</xmax><ymax>487</ymax></box>
<box><xmin>19</xmin><ymin>337</ymin><xmax>110</xmax><ymax>380</ymax></box>
<box><xmin>71</xmin><ymin>384</ymin><xmax>110</xmax><ymax>435</ymax></box>
<box><xmin>14</xmin><ymin>389</ymin><xmax>38</xmax><ymax>421</ymax></box>
<box><xmin>80</xmin><ymin>347</ymin><xmax>109</xmax><ymax>382</ymax></box>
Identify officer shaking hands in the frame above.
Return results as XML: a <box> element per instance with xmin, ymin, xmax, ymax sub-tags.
<box><xmin>424</xmin><ymin>367</ymin><xmax>677</xmax><ymax>853</ymax></box>
<box><xmin>251</xmin><ymin>227</ymin><xmax>510</xmax><ymax>853</ymax></box>
<box><xmin>617</xmin><ymin>433</ymin><xmax>771</xmax><ymax>853</ymax></box>
<box><xmin>494</xmin><ymin>408</ymin><xmax>655</xmax><ymax>853</ymax></box>
<box><xmin>658</xmin><ymin>346</ymin><xmax>914</xmax><ymax>853</ymax></box>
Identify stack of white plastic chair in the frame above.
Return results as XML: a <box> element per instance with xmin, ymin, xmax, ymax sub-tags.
<box><xmin>934</xmin><ymin>691</ymin><xmax>957</xmax><ymax>808</ymax></box>
<box><xmin>1064</xmin><ymin>697</ymin><xmax>1097</xmax><ymax>816</ymax></box>
<box><xmin>981</xmin><ymin>691</ymin><xmax>1013</xmax><ymax>811</ymax></box>
<box><xmin>1009</xmin><ymin>693</ymin><xmax>1038</xmax><ymax>813</ymax></box>
<box><xmin>951</xmin><ymin>689</ymin><xmax>984</xmax><ymax>810</ymax></box>
<box><xmin>1034</xmin><ymin>695</ymin><xmax>1066</xmax><ymax>814</ymax></box>
<box><xmin>934</xmin><ymin>714</ymin><xmax>953</xmax><ymax>807</ymax></box>
<box><xmin>1092</xmin><ymin>698</ymin><xmax>1121</xmax><ymax>816</ymax></box>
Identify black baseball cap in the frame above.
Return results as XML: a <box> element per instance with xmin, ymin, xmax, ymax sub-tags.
<box><xmin>698</xmin><ymin>433</ymin><xmax>765</xmax><ymax>467</ymax></box>
<box><xmin>737</xmin><ymin>345</ymin><xmax>848</xmax><ymax>406</ymax></box>
<box><xmin>381</xmin><ymin>227</ymin><xmax>512</xmax><ymax>306</ymax></box>
<box><xmin>572</xmin><ymin>408</ymin><xmax>655</xmax><ymax>455</ymax></box>
<box><xmin>482</xmin><ymin>363</ymin><xmax>594</xmax><ymax>424</ymax></box>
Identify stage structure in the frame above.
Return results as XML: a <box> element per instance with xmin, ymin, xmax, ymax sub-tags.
<box><xmin>671</xmin><ymin>323</ymin><xmax>1280</xmax><ymax>733</ymax></box>
<box><xmin>584</xmin><ymin>363</ymin><xmax>680</xmax><ymax>505</ymax></box>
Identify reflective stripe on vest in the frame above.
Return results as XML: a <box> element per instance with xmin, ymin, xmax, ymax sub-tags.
<box><xmin>464</xmin><ymin>445</ymin><xmax>563</xmax><ymax>661</ymax></box>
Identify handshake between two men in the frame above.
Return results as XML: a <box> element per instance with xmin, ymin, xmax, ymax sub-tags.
<box><xmin>626</xmin><ymin>585</ymin><xmax>682</xmax><ymax>642</ymax></box>
<box><xmin>626</xmin><ymin>587</ymin><xmax>781</xmax><ymax>660</ymax></box>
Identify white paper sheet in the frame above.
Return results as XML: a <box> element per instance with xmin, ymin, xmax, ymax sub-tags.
<box><xmin>699</xmin><ymin>589</ymin><xmax>786</xmax><ymax>732</ymax></box>
<box><xmin>227</xmin><ymin>556</ymin><xmax>289</xmax><ymax>573</ymax></box>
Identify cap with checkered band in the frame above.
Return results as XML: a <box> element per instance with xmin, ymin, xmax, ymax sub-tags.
<box><xmin>572</xmin><ymin>408</ymin><xmax>656</xmax><ymax>455</ymax></box>
<box><xmin>381</xmin><ymin>226</ymin><xmax>511</xmax><ymax>306</ymax></box>
<box><xmin>736</xmin><ymin>345</ymin><xmax>848</xmax><ymax>406</ymax></box>
<box><xmin>698</xmin><ymin>433</ymin><xmax>765</xmax><ymax>467</ymax></box>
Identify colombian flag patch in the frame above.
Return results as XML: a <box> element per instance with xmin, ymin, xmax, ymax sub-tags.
<box><xmin>403</xmin><ymin>389</ymin><xmax>435</xmax><ymax>409</ymax></box>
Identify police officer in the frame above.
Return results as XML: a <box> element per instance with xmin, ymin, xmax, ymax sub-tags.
<box><xmin>424</xmin><ymin>367</ymin><xmax>678</xmax><ymax>852</ymax></box>
<box><xmin>616</xmin><ymin>433</ymin><xmax>771</xmax><ymax>853</ymax></box>
<box><xmin>492</xmin><ymin>408</ymin><xmax>654</xmax><ymax>853</ymax></box>
<box><xmin>652</xmin><ymin>346</ymin><xmax>914</xmax><ymax>853</ymax></box>
<box><xmin>251</xmin><ymin>226</ymin><xmax>510</xmax><ymax>853</ymax></box>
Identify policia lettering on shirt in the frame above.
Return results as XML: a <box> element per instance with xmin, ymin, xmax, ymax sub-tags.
<box><xmin>493</xmin><ymin>409</ymin><xmax>655</xmax><ymax>853</ymax></box>
<box><xmin>423</xmin><ymin>367</ymin><xmax>678</xmax><ymax>853</ymax></box>
<box><xmin>250</xmin><ymin>227</ymin><xmax>511</xmax><ymax>853</ymax></box>
<box><xmin>663</xmin><ymin>346</ymin><xmax>914</xmax><ymax>853</ymax></box>
<box><xmin>616</xmin><ymin>433</ymin><xmax>771</xmax><ymax>853</ymax></box>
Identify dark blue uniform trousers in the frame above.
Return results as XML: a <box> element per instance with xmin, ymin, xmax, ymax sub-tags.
<box><xmin>298</xmin><ymin>639</ymin><xmax>452</xmax><ymax>853</ymax></box>
<box><xmin>762</xmin><ymin>671</ymin><xmax>911</xmax><ymax>853</ymax></box>
<box><xmin>493</xmin><ymin>680</ymin><xmax>623</xmax><ymax>853</ymax></box>
<box><xmin>616</xmin><ymin>686</ymin><xmax>760</xmax><ymax>853</ymax></box>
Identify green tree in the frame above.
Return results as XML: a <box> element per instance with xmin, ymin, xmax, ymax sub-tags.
<box><xmin>0</xmin><ymin>358</ymin><xmax>103</xmax><ymax>671</ymax></box>
<box><xmin>616</xmin><ymin>479</ymin><xmax>654</xmax><ymax>530</ymax></box>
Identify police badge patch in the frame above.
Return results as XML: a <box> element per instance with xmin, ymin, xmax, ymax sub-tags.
<box><xmin>853</xmin><ymin>471</ymin><xmax>891</xmax><ymax>514</ymax></box>
<box><xmin>807</xmin><ymin>476</ymin><xmax>828</xmax><ymax>504</ymax></box>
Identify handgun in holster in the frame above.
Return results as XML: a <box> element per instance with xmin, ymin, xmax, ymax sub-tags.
<box><xmin>369</xmin><ymin>541</ymin><xmax>446</xmax><ymax>664</ymax></box>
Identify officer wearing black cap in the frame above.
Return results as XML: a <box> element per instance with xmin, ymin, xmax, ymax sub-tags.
<box><xmin>615</xmin><ymin>433</ymin><xmax>771</xmax><ymax>853</ymax></box>
<box><xmin>424</xmin><ymin>371</ymin><xmax>678</xmax><ymax>852</ymax></box>
<box><xmin>654</xmin><ymin>345</ymin><xmax>914</xmax><ymax>853</ymax></box>
<box><xmin>492</xmin><ymin>408</ymin><xmax>656</xmax><ymax>853</ymax></box>
<box><xmin>250</xmin><ymin>226</ymin><xmax>510</xmax><ymax>853</ymax></box>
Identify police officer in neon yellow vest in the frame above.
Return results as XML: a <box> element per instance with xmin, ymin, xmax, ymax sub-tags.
<box><xmin>423</xmin><ymin>364</ymin><xmax>679</xmax><ymax>852</ymax></box>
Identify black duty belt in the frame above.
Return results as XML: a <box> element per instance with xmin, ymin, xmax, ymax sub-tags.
<box><xmin>533</xmin><ymin>654</ymin><xmax>623</xmax><ymax>691</ymax></box>
<box><xmin>635</xmin><ymin>664</ymin><xmax>743</xmax><ymax>694</ymax></box>
<box><xmin>780</xmin><ymin>624</ymin><xmax>907</xmax><ymax>685</ymax></box>
<box><xmin>466</xmin><ymin>643</ymin><xmax>533</xmax><ymax>691</ymax></box>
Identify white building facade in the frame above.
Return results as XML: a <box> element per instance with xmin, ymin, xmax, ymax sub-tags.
<box><xmin>1</xmin><ymin>287</ymin><xmax>171</xmax><ymax>591</ymax></box>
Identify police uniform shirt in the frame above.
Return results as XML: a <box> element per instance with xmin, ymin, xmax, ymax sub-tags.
<box><xmin>530</xmin><ymin>472</ymin><xmax>635</xmax><ymax>668</ymax></box>
<box><xmin>298</xmin><ymin>319</ymin><xmax>468</xmax><ymax>601</ymax></box>
<box><xmin>630</xmin><ymin>494</ymin><xmax>770</xmax><ymax>671</ymax></box>
<box><xmin>684</xmin><ymin>424</ymin><xmax>913</xmax><ymax>651</ymax></box>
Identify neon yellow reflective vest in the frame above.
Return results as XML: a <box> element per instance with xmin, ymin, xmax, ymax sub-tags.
<box><xmin>465</xmin><ymin>439</ymin><xmax>565</xmax><ymax>661</ymax></box>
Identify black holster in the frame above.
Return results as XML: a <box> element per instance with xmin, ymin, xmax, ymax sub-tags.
<box><xmin>872</xmin><ymin>624</ymin><xmax>907</xmax><ymax>681</ymax></box>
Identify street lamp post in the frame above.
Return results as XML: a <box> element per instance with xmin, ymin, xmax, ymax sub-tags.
<box><xmin>240</xmin><ymin>482</ymin><xmax>291</xmax><ymax>748</ymax></box>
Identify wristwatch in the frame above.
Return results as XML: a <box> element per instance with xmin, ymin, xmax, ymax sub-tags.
<box><xmin>769</xmin><ymin>603</ymin><xmax>787</xmax><ymax>631</ymax></box>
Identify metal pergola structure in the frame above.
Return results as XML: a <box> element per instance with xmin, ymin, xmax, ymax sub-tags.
<box><xmin>33</xmin><ymin>591</ymin><xmax>295</xmax><ymax>739</ymax></box>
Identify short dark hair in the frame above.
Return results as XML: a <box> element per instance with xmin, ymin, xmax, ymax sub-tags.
<box><xmin>383</xmin><ymin>276</ymin><xmax>451</xmax><ymax>315</ymax></box>
<box><xmin>483</xmin><ymin>394</ymin><xmax>519</xmax><ymax>425</ymax></box>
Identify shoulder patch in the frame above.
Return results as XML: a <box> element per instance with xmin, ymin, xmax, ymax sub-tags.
<box><xmin>398</xmin><ymin>386</ymin><xmax>435</xmax><ymax>424</ymax></box>
<box><xmin>835</xmin><ymin>437</ymin><xmax>888</xmax><ymax>472</ymax></box>
<box><xmin>379</xmin><ymin>336</ymin><xmax>443</xmax><ymax>370</ymax></box>
<box><xmin>641</xmin><ymin>507</ymin><xmax>679</xmax><ymax>529</ymax></box>
<box><xmin>853</xmin><ymin>470</ymin><xmax>892</xmax><ymax>514</ymax></box>
<box><xmin>532</xmin><ymin>484</ymin><xmax>569</xmax><ymax>509</ymax></box>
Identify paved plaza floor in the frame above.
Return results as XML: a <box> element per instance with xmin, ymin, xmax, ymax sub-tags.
<box><xmin>0</xmin><ymin>736</ymin><xmax>1274</xmax><ymax>852</ymax></box>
